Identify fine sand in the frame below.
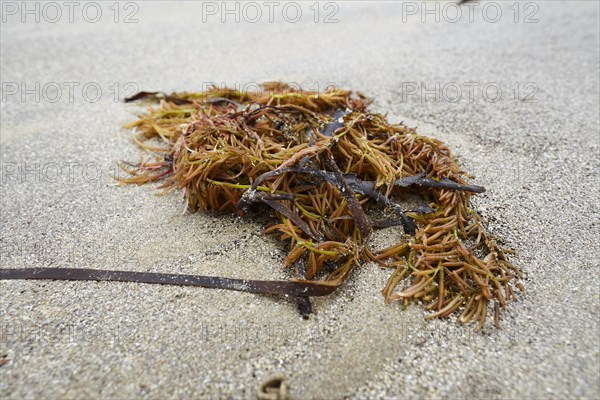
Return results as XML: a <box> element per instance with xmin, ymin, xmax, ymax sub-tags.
<box><xmin>1</xmin><ymin>1</ymin><xmax>598</xmax><ymax>398</ymax></box>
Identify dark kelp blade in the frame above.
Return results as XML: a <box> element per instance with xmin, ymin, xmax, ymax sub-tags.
<box><xmin>0</xmin><ymin>268</ymin><xmax>339</xmax><ymax>297</ymax></box>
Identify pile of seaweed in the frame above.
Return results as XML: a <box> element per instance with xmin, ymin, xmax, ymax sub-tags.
<box><xmin>121</xmin><ymin>82</ymin><xmax>522</xmax><ymax>329</ymax></box>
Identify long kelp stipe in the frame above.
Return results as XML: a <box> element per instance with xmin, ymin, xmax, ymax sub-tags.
<box><xmin>114</xmin><ymin>83</ymin><xmax>523</xmax><ymax>330</ymax></box>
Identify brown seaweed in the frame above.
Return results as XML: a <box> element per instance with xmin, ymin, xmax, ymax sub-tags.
<box><xmin>119</xmin><ymin>83</ymin><xmax>523</xmax><ymax>329</ymax></box>
<box><xmin>116</xmin><ymin>83</ymin><xmax>520</xmax><ymax>328</ymax></box>
<box><xmin>1</xmin><ymin>82</ymin><xmax>523</xmax><ymax>330</ymax></box>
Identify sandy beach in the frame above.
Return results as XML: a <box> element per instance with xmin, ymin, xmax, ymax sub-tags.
<box><xmin>1</xmin><ymin>1</ymin><xmax>598</xmax><ymax>398</ymax></box>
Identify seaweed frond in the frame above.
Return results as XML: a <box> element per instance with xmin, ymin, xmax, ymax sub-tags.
<box><xmin>120</xmin><ymin>82</ymin><xmax>523</xmax><ymax>329</ymax></box>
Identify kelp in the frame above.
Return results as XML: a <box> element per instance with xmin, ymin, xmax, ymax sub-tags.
<box><xmin>118</xmin><ymin>82</ymin><xmax>522</xmax><ymax>330</ymax></box>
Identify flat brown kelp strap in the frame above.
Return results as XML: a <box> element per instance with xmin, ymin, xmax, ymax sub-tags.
<box><xmin>0</xmin><ymin>268</ymin><xmax>339</xmax><ymax>297</ymax></box>
<box><xmin>395</xmin><ymin>171</ymin><xmax>485</xmax><ymax>193</ymax></box>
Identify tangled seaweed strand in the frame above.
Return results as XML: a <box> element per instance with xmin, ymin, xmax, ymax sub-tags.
<box><xmin>120</xmin><ymin>82</ymin><xmax>523</xmax><ymax>330</ymax></box>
